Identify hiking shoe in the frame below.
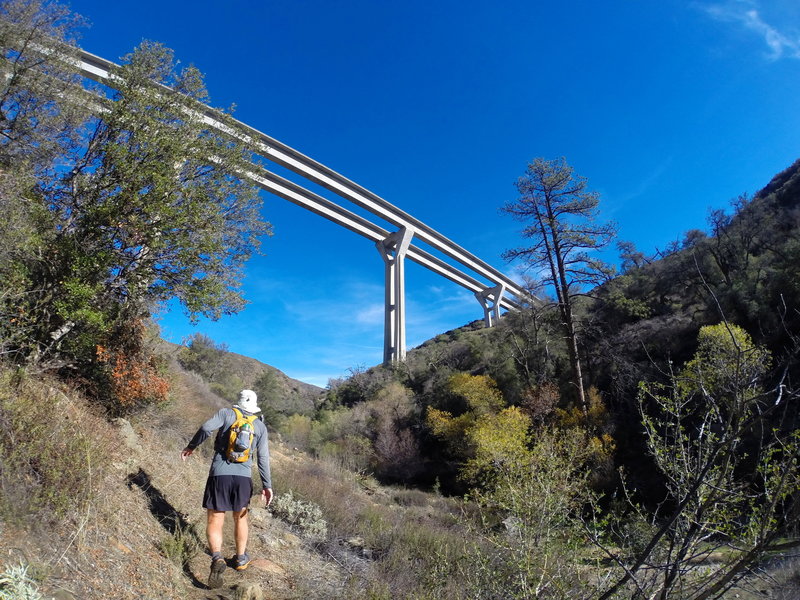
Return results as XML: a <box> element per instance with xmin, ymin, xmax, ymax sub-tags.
<box><xmin>208</xmin><ymin>557</ymin><xmax>226</xmax><ymax>589</ymax></box>
<box><xmin>235</xmin><ymin>553</ymin><xmax>251</xmax><ymax>571</ymax></box>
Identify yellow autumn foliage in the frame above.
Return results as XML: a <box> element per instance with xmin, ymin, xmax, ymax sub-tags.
<box><xmin>463</xmin><ymin>406</ymin><xmax>532</xmax><ymax>482</ymax></box>
<box><xmin>448</xmin><ymin>372</ymin><xmax>505</xmax><ymax>416</ymax></box>
<box><xmin>427</xmin><ymin>374</ymin><xmax>535</xmax><ymax>485</ymax></box>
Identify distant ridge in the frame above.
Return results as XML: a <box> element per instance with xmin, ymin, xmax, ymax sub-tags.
<box><xmin>158</xmin><ymin>338</ymin><xmax>325</xmax><ymax>416</ymax></box>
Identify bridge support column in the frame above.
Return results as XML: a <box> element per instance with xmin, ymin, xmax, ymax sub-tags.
<box><xmin>376</xmin><ymin>227</ymin><xmax>415</xmax><ymax>365</ymax></box>
<box><xmin>475</xmin><ymin>283</ymin><xmax>506</xmax><ymax>327</ymax></box>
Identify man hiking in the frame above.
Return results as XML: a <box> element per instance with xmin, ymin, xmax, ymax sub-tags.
<box><xmin>181</xmin><ymin>389</ymin><xmax>273</xmax><ymax>589</ymax></box>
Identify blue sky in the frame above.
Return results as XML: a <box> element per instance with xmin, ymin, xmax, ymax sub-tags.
<box><xmin>67</xmin><ymin>0</ymin><xmax>800</xmax><ymax>387</ymax></box>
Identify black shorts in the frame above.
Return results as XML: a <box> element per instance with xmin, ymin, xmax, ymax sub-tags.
<box><xmin>202</xmin><ymin>475</ymin><xmax>253</xmax><ymax>512</ymax></box>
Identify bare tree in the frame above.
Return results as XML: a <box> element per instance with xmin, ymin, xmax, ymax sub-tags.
<box><xmin>591</xmin><ymin>323</ymin><xmax>800</xmax><ymax>600</ymax></box>
<box><xmin>502</xmin><ymin>157</ymin><xmax>616</xmax><ymax>413</ymax></box>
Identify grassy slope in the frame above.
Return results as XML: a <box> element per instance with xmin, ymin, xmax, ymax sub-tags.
<box><xmin>0</xmin><ymin>349</ymin><xmax>470</xmax><ymax>600</ymax></box>
<box><xmin>6</xmin><ymin>159</ymin><xmax>800</xmax><ymax>598</ymax></box>
<box><xmin>2</xmin><ymin>354</ymin><xmax>798</xmax><ymax>599</ymax></box>
<box><xmin>0</xmin><ymin>358</ymin><xmax>352</xmax><ymax>599</ymax></box>
<box><xmin>158</xmin><ymin>339</ymin><xmax>325</xmax><ymax>416</ymax></box>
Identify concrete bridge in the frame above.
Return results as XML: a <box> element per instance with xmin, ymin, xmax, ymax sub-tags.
<box><xmin>74</xmin><ymin>49</ymin><xmax>530</xmax><ymax>364</ymax></box>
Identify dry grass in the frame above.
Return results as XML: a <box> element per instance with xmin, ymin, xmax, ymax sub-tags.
<box><xmin>272</xmin><ymin>454</ymin><xmax>472</xmax><ymax>599</ymax></box>
<box><xmin>0</xmin><ymin>366</ymin><xmax>184</xmax><ymax>599</ymax></box>
<box><xmin>0</xmin><ymin>369</ymin><xmax>113</xmax><ymax>523</ymax></box>
<box><xmin>0</xmin><ymin>359</ymin><xmax>356</xmax><ymax>599</ymax></box>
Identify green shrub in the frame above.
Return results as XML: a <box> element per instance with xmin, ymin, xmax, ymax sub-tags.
<box><xmin>280</xmin><ymin>414</ymin><xmax>313</xmax><ymax>450</ymax></box>
<box><xmin>451</xmin><ymin>428</ymin><xmax>598</xmax><ymax>599</ymax></box>
<box><xmin>159</xmin><ymin>522</ymin><xmax>202</xmax><ymax>567</ymax></box>
<box><xmin>318</xmin><ymin>435</ymin><xmax>374</xmax><ymax>473</ymax></box>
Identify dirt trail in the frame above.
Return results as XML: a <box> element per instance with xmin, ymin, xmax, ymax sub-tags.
<box><xmin>119</xmin><ymin>422</ymin><xmax>347</xmax><ymax>600</ymax></box>
<box><xmin>0</xmin><ymin>412</ymin><xmax>345</xmax><ymax>599</ymax></box>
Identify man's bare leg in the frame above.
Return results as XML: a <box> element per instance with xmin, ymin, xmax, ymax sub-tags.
<box><xmin>206</xmin><ymin>510</ymin><xmax>227</xmax><ymax>589</ymax></box>
<box><xmin>232</xmin><ymin>507</ymin><xmax>251</xmax><ymax>569</ymax></box>
<box><xmin>207</xmin><ymin>509</ymin><xmax>226</xmax><ymax>555</ymax></box>
<box><xmin>232</xmin><ymin>507</ymin><xmax>249</xmax><ymax>556</ymax></box>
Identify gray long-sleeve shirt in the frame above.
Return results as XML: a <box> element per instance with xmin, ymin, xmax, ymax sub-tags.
<box><xmin>186</xmin><ymin>406</ymin><xmax>271</xmax><ymax>489</ymax></box>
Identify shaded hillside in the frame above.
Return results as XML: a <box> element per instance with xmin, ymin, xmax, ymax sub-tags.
<box><xmin>310</xmin><ymin>158</ymin><xmax>800</xmax><ymax>499</ymax></box>
<box><xmin>587</xmin><ymin>157</ymin><xmax>800</xmax><ymax>407</ymax></box>
<box><xmin>4</xmin><ymin>152</ymin><xmax>800</xmax><ymax>597</ymax></box>
<box><xmin>391</xmin><ymin>161</ymin><xmax>800</xmax><ymax>402</ymax></box>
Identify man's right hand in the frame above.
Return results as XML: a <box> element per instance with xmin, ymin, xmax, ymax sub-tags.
<box><xmin>180</xmin><ymin>448</ymin><xmax>193</xmax><ymax>461</ymax></box>
<box><xmin>262</xmin><ymin>487</ymin><xmax>273</xmax><ymax>507</ymax></box>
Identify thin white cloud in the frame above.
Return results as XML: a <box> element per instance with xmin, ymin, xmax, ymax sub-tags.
<box><xmin>282</xmin><ymin>279</ymin><xmax>384</xmax><ymax>327</ymax></box>
<box><xmin>354</xmin><ymin>303</ymin><xmax>385</xmax><ymax>325</ymax></box>
<box><xmin>702</xmin><ymin>1</ymin><xmax>800</xmax><ymax>60</ymax></box>
<box><xmin>614</xmin><ymin>157</ymin><xmax>673</xmax><ymax>207</ymax></box>
<box><xmin>430</xmin><ymin>285</ymin><xmax>477</xmax><ymax>307</ymax></box>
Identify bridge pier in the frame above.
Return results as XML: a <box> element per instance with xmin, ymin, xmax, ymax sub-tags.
<box><xmin>376</xmin><ymin>227</ymin><xmax>415</xmax><ymax>364</ymax></box>
<box><xmin>475</xmin><ymin>283</ymin><xmax>506</xmax><ymax>327</ymax></box>
<box><xmin>70</xmin><ymin>46</ymin><xmax>529</xmax><ymax>372</ymax></box>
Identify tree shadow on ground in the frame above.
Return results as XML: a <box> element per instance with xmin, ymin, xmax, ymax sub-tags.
<box><xmin>126</xmin><ymin>468</ymin><xmax>207</xmax><ymax>590</ymax></box>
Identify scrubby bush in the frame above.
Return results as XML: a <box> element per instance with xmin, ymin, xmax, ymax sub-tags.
<box><xmin>323</xmin><ymin>365</ymin><xmax>397</xmax><ymax>409</ymax></box>
<box><xmin>273</xmin><ymin>454</ymin><xmax>472</xmax><ymax>598</ymax></box>
<box><xmin>358</xmin><ymin>382</ymin><xmax>422</xmax><ymax>481</ymax></box>
<box><xmin>0</xmin><ymin>367</ymin><xmax>113</xmax><ymax>522</ymax></box>
<box><xmin>93</xmin><ymin>319</ymin><xmax>170</xmax><ymax>415</ymax></box>
<box><xmin>427</xmin><ymin>373</ymin><xmax>535</xmax><ymax>487</ymax></box>
<box><xmin>178</xmin><ymin>333</ymin><xmax>244</xmax><ymax>402</ymax></box>
<box><xmin>592</xmin><ymin>323</ymin><xmax>800</xmax><ymax>599</ymax></box>
<box><xmin>317</xmin><ymin>435</ymin><xmax>374</xmax><ymax>473</ymax></box>
<box><xmin>454</xmin><ymin>428</ymin><xmax>599</xmax><ymax>599</ymax></box>
<box><xmin>280</xmin><ymin>413</ymin><xmax>313</xmax><ymax>450</ymax></box>
<box><xmin>159</xmin><ymin>522</ymin><xmax>202</xmax><ymax>567</ymax></box>
<box><xmin>271</xmin><ymin>490</ymin><xmax>328</xmax><ymax>540</ymax></box>
<box><xmin>0</xmin><ymin>564</ymin><xmax>43</xmax><ymax>600</ymax></box>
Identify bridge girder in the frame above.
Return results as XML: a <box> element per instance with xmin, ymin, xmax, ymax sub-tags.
<box><xmin>68</xmin><ymin>47</ymin><xmax>532</xmax><ymax>364</ymax></box>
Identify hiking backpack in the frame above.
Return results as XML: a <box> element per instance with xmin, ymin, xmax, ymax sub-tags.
<box><xmin>225</xmin><ymin>407</ymin><xmax>258</xmax><ymax>463</ymax></box>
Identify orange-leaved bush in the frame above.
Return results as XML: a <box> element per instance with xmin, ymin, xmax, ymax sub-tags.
<box><xmin>94</xmin><ymin>320</ymin><xmax>169</xmax><ymax>413</ymax></box>
<box><xmin>96</xmin><ymin>346</ymin><xmax>169</xmax><ymax>410</ymax></box>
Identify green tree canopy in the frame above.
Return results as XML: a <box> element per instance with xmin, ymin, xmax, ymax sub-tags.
<box><xmin>5</xmin><ymin>38</ymin><xmax>269</xmax><ymax>365</ymax></box>
<box><xmin>0</xmin><ymin>0</ymin><xmax>270</xmax><ymax>411</ymax></box>
<box><xmin>679</xmin><ymin>322</ymin><xmax>771</xmax><ymax>410</ymax></box>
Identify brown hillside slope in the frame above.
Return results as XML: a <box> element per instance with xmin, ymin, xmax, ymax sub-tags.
<box><xmin>0</xmin><ymin>362</ymin><xmax>349</xmax><ymax>600</ymax></box>
<box><xmin>3</xmin><ymin>357</ymin><xmax>799</xmax><ymax>598</ymax></box>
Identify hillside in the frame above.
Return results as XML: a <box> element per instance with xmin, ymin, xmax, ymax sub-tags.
<box><xmin>586</xmin><ymin>158</ymin><xmax>800</xmax><ymax>403</ymax></box>
<box><xmin>159</xmin><ymin>338</ymin><xmax>325</xmax><ymax>418</ymax></box>
<box><xmin>0</xmin><ymin>357</ymin><xmax>470</xmax><ymax>599</ymax></box>
<box><xmin>3</xmin><ymin>330</ymin><xmax>798</xmax><ymax>599</ymax></box>
<box><xmin>2</xmin><ymin>4</ymin><xmax>798</xmax><ymax>595</ymax></box>
<box><xmin>0</xmin><ymin>360</ymin><xmax>324</xmax><ymax>599</ymax></box>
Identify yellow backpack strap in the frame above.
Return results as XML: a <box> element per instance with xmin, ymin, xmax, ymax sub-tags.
<box><xmin>232</xmin><ymin>407</ymin><xmax>243</xmax><ymax>421</ymax></box>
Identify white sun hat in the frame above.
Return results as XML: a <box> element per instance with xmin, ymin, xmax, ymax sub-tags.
<box><xmin>236</xmin><ymin>389</ymin><xmax>261</xmax><ymax>414</ymax></box>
